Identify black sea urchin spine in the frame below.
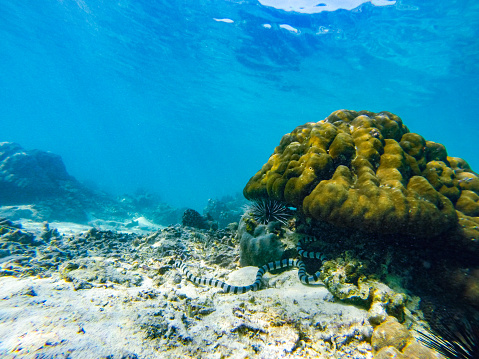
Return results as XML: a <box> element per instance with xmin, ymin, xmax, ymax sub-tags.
<box><xmin>249</xmin><ymin>199</ymin><xmax>291</xmax><ymax>225</ymax></box>
<box><xmin>415</xmin><ymin>319</ymin><xmax>479</xmax><ymax>359</ymax></box>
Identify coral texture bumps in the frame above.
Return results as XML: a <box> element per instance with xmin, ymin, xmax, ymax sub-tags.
<box><xmin>244</xmin><ymin>109</ymin><xmax>479</xmax><ymax>240</ymax></box>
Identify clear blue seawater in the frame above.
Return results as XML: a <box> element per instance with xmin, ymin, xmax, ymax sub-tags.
<box><xmin>1</xmin><ymin>0</ymin><xmax>478</xmax><ymax>210</ymax></box>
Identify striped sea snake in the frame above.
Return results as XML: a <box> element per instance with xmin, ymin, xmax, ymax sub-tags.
<box><xmin>174</xmin><ymin>235</ymin><xmax>326</xmax><ymax>294</ymax></box>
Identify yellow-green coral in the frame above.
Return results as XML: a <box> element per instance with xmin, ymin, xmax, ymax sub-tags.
<box><xmin>244</xmin><ymin>109</ymin><xmax>479</xmax><ymax>239</ymax></box>
<box><xmin>319</xmin><ymin>253</ymin><xmax>410</xmax><ymax>325</ymax></box>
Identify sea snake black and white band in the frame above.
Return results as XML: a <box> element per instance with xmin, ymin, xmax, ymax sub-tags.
<box><xmin>174</xmin><ymin>236</ymin><xmax>327</xmax><ymax>294</ymax></box>
<box><xmin>296</xmin><ymin>235</ymin><xmax>327</xmax><ymax>261</ymax></box>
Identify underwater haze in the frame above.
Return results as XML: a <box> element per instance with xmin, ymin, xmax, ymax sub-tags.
<box><xmin>1</xmin><ymin>0</ymin><xmax>478</xmax><ymax>210</ymax></box>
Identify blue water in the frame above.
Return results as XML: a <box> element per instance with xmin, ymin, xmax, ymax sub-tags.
<box><xmin>1</xmin><ymin>0</ymin><xmax>478</xmax><ymax>210</ymax></box>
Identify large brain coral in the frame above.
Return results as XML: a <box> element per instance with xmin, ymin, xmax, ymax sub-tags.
<box><xmin>244</xmin><ymin>110</ymin><xmax>479</xmax><ymax>239</ymax></box>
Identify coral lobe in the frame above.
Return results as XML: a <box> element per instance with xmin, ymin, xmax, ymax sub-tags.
<box><xmin>244</xmin><ymin>109</ymin><xmax>479</xmax><ymax>243</ymax></box>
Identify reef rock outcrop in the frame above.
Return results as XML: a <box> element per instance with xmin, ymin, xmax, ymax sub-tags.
<box><xmin>0</xmin><ymin>142</ymin><xmax>129</xmax><ymax>222</ymax></box>
<box><xmin>237</xmin><ymin>213</ymin><xmax>288</xmax><ymax>266</ymax></box>
<box><xmin>244</xmin><ymin>110</ymin><xmax>479</xmax><ymax>242</ymax></box>
<box><xmin>0</xmin><ymin>142</ymin><xmax>75</xmax><ymax>203</ymax></box>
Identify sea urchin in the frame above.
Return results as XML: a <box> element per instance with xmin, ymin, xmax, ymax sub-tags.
<box><xmin>248</xmin><ymin>198</ymin><xmax>292</xmax><ymax>225</ymax></box>
<box><xmin>415</xmin><ymin>319</ymin><xmax>479</xmax><ymax>359</ymax></box>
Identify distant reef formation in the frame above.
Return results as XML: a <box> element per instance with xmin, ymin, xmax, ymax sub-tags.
<box><xmin>0</xmin><ymin>142</ymin><xmax>77</xmax><ymax>203</ymax></box>
<box><xmin>0</xmin><ymin>142</ymin><xmax>175</xmax><ymax>223</ymax></box>
<box><xmin>0</xmin><ymin>142</ymin><xmax>242</xmax><ymax>227</ymax></box>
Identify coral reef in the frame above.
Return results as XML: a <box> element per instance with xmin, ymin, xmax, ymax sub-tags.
<box><xmin>317</xmin><ymin>252</ymin><xmax>448</xmax><ymax>358</ymax></box>
<box><xmin>243</xmin><ymin>110</ymin><xmax>479</xmax><ymax>246</ymax></box>
<box><xmin>0</xmin><ymin>142</ymin><xmax>74</xmax><ymax>203</ymax></box>
<box><xmin>119</xmin><ymin>192</ymin><xmax>183</xmax><ymax>226</ymax></box>
<box><xmin>241</xmin><ymin>109</ymin><xmax>479</xmax><ymax>319</ymax></box>
<box><xmin>1</xmin><ymin>213</ymin><xmax>460</xmax><ymax>358</ymax></box>
<box><xmin>0</xmin><ymin>142</ymin><xmax>188</xmax><ymax>226</ymax></box>
<box><xmin>2</xmin><ymin>124</ymin><xmax>477</xmax><ymax>358</ymax></box>
<box><xmin>371</xmin><ymin>316</ymin><xmax>411</xmax><ymax>353</ymax></box>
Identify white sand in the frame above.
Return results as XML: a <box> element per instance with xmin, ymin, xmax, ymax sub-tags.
<box><xmin>0</xmin><ymin>266</ymin><xmax>373</xmax><ymax>358</ymax></box>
